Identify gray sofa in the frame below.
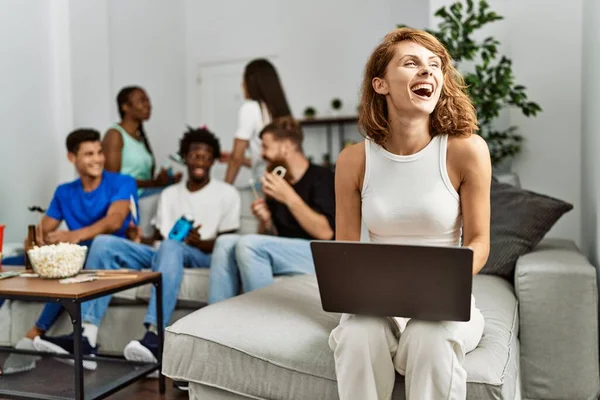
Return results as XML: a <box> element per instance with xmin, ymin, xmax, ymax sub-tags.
<box><xmin>1</xmin><ymin>182</ymin><xmax>599</xmax><ymax>399</ymax></box>
<box><xmin>160</xmin><ymin>238</ymin><xmax>600</xmax><ymax>400</ymax></box>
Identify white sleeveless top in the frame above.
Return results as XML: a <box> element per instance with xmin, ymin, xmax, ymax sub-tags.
<box><xmin>234</xmin><ymin>100</ymin><xmax>271</xmax><ymax>179</ymax></box>
<box><xmin>361</xmin><ymin>134</ymin><xmax>462</xmax><ymax>247</ymax></box>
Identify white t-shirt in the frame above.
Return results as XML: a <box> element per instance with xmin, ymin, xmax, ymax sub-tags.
<box><xmin>234</xmin><ymin>99</ymin><xmax>271</xmax><ymax>176</ymax></box>
<box><xmin>153</xmin><ymin>180</ymin><xmax>241</xmax><ymax>241</ymax></box>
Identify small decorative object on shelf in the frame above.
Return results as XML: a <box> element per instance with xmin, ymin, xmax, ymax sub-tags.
<box><xmin>303</xmin><ymin>106</ymin><xmax>317</xmax><ymax>119</ymax></box>
<box><xmin>331</xmin><ymin>98</ymin><xmax>343</xmax><ymax>116</ymax></box>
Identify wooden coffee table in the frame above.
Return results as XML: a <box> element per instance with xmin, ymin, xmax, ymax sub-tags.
<box><xmin>0</xmin><ymin>267</ymin><xmax>165</xmax><ymax>400</ymax></box>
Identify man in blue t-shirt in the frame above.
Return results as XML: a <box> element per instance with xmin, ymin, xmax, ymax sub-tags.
<box><xmin>2</xmin><ymin>128</ymin><xmax>137</xmax><ymax>375</ymax></box>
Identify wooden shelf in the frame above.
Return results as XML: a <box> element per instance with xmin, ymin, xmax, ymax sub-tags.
<box><xmin>299</xmin><ymin>116</ymin><xmax>358</xmax><ymax>126</ymax></box>
<box><xmin>299</xmin><ymin>116</ymin><xmax>358</xmax><ymax>159</ymax></box>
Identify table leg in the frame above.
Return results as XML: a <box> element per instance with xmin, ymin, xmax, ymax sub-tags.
<box><xmin>62</xmin><ymin>299</ymin><xmax>84</xmax><ymax>400</ymax></box>
<box><xmin>326</xmin><ymin>124</ymin><xmax>332</xmax><ymax>161</ymax></box>
<box><xmin>155</xmin><ymin>279</ymin><xmax>165</xmax><ymax>394</ymax></box>
<box><xmin>339</xmin><ymin>122</ymin><xmax>346</xmax><ymax>154</ymax></box>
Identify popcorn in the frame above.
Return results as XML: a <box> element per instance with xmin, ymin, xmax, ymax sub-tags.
<box><xmin>27</xmin><ymin>243</ymin><xmax>87</xmax><ymax>279</ymax></box>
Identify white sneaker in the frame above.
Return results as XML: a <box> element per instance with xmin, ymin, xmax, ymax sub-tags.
<box><xmin>2</xmin><ymin>337</ymin><xmax>40</xmax><ymax>375</ymax></box>
<box><xmin>33</xmin><ymin>336</ymin><xmax>97</xmax><ymax>371</ymax></box>
<box><xmin>123</xmin><ymin>340</ymin><xmax>158</xmax><ymax>378</ymax></box>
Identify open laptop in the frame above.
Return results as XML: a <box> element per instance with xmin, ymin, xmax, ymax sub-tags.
<box><xmin>310</xmin><ymin>241</ymin><xmax>473</xmax><ymax>321</ymax></box>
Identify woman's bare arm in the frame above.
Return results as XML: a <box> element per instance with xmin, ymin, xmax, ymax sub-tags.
<box><xmin>102</xmin><ymin>129</ymin><xmax>123</xmax><ymax>172</ymax></box>
<box><xmin>450</xmin><ymin>134</ymin><xmax>492</xmax><ymax>275</ymax></box>
<box><xmin>334</xmin><ymin>142</ymin><xmax>365</xmax><ymax>241</ymax></box>
<box><xmin>225</xmin><ymin>139</ymin><xmax>250</xmax><ymax>184</ymax></box>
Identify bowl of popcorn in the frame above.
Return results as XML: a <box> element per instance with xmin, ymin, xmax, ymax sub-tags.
<box><xmin>27</xmin><ymin>243</ymin><xmax>87</xmax><ymax>279</ymax></box>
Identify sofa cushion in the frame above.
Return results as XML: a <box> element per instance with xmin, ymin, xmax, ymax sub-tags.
<box><xmin>163</xmin><ymin>274</ymin><xmax>519</xmax><ymax>400</ymax></box>
<box><xmin>480</xmin><ymin>181</ymin><xmax>573</xmax><ymax>280</ymax></box>
<box><xmin>117</xmin><ymin>267</ymin><xmax>286</xmax><ymax>308</ymax></box>
<box><xmin>136</xmin><ymin>268</ymin><xmax>211</xmax><ymax>306</ymax></box>
<box><xmin>0</xmin><ymin>300</ymin><xmax>11</xmax><ymax>346</ymax></box>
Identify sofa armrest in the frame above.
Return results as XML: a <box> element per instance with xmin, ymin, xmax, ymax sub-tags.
<box><xmin>515</xmin><ymin>239</ymin><xmax>600</xmax><ymax>399</ymax></box>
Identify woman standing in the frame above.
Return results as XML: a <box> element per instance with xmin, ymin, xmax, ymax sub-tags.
<box><xmin>223</xmin><ymin>59</ymin><xmax>292</xmax><ymax>184</ymax></box>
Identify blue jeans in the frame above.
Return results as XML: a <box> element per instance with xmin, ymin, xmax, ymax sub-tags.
<box><xmin>80</xmin><ymin>235</ymin><xmax>211</xmax><ymax>329</ymax></box>
<box><xmin>36</xmin><ymin>303</ymin><xmax>63</xmax><ymax>331</ymax></box>
<box><xmin>208</xmin><ymin>234</ymin><xmax>314</xmax><ymax>304</ymax></box>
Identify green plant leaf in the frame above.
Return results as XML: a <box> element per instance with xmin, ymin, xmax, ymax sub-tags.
<box><xmin>399</xmin><ymin>0</ymin><xmax>541</xmax><ymax>166</ymax></box>
<box><xmin>467</xmin><ymin>0</ymin><xmax>474</xmax><ymax>13</ymax></box>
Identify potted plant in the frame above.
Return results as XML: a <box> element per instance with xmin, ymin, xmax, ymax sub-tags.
<box><xmin>303</xmin><ymin>106</ymin><xmax>317</xmax><ymax>120</ymax></box>
<box><xmin>331</xmin><ymin>98</ymin><xmax>343</xmax><ymax>116</ymax></box>
<box><xmin>400</xmin><ymin>0</ymin><xmax>542</xmax><ymax>171</ymax></box>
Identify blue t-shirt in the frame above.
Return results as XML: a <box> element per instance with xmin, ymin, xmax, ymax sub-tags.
<box><xmin>46</xmin><ymin>171</ymin><xmax>138</xmax><ymax>246</ymax></box>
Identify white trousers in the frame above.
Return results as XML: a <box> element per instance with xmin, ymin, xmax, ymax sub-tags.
<box><xmin>328</xmin><ymin>297</ymin><xmax>485</xmax><ymax>400</ymax></box>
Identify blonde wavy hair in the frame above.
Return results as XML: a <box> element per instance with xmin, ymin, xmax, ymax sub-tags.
<box><xmin>359</xmin><ymin>27</ymin><xmax>478</xmax><ymax>145</ymax></box>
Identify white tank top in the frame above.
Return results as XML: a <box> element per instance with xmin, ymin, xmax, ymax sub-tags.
<box><xmin>361</xmin><ymin>134</ymin><xmax>462</xmax><ymax>247</ymax></box>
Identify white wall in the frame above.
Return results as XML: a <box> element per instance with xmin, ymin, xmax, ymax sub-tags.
<box><xmin>69</xmin><ymin>0</ymin><xmax>112</xmax><ymax>131</ymax></box>
<box><xmin>581</xmin><ymin>0</ymin><xmax>600</xmax><ymax>267</ymax></box>
<box><xmin>184</xmin><ymin>0</ymin><xmax>430</xmax><ymax>162</ymax></box>
<box><xmin>107</xmin><ymin>0</ymin><xmax>187</xmax><ymax>168</ymax></box>
<box><xmin>0</xmin><ymin>0</ymin><xmax>72</xmax><ymax>242</ymax></box>
<box><xmin>430</xmin><ymin>0</ymin><xmax>583</xmax><ymax>245</ymax></box>
<box><xmin>504</xmin><ymin>0</ymin><xmax>582</xmax><ymax>245</ymax></box>
<box><xmin>1</xmin><ymin>0</ymin><xmax>188</xmax><ymax>242</ymax></box>
<box><xmin>1</xmin><ymin>0</ymin><xmax>589</xmax><ymax>249</ymax></box>
<box><xmin>69</xmin><ymin>0</ymin><xmax>187</xmax><ymax>170</ymax></box>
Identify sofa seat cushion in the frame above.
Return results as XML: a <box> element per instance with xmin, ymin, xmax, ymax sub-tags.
<box><xmin>136</xmin><ymin>268</ymin><xmax>211</xmax><ymax>306</ymax></box>
<box><xmin>110</xmin><ymin>268</ymin><xmax>211</xmax><ymax>306</ymax></box>
<box><xmin>0</xmin><ymin>300</ymin><xmax>11</xmax><ymax>346</ymax></box>
<box><xmin>114</xmin><ymin>267</ymin><xmax>286</xmax><ymax>308</ymax></box>
<box><xmin>162</xmin><ymin>274</ymin><xmax>519</xmax><ymax>400</ymax></box>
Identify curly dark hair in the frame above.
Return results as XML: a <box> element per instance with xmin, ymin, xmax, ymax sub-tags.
<box><xmin>179</xmin><ymin>126</ymin><xmax>221</xmax><ymax>159</ymax></box>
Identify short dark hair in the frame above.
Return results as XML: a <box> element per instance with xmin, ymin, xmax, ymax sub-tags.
<box><xmin>66</xmin><ymin>129</ymin><xmax>101</xmax><ymax>154</ymax></box>
<box><xmin>179</xmin><ymin>126</ymin><xmax>221</xmax><ymax>159</ymax></box>
<box><xmin>259</xmin><ymin>116</ymin><xmax>304</xmax><ymax>149</ymax></box>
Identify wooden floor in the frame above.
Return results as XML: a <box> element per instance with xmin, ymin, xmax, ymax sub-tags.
<box><xmin>108</xmin><ymin>378</ymin><xmax>189</xmax><ymax>400</ymax></box>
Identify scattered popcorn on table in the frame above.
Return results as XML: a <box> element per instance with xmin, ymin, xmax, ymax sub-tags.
<box><xmin>27</xmin><ymin>243</ymin><xmax>87</xmax><ymax>279</ymax></box>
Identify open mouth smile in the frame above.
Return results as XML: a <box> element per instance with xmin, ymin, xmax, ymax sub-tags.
<box><xmin>410</xmin><ymin>83</ymin><xmax>434</xmax><ymax>99</ymax></box>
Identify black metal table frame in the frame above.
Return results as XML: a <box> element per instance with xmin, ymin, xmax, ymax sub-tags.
<box><xmin>0</xmin><ymin>274</ymin><xmax>165</xmax><ymax>400</ymax></box>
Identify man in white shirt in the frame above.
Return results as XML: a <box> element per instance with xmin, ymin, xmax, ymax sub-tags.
<box><xmin>34</xmin><ymin>127</ymin><xmax>241</xmax><ymax>367</ymax></box>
